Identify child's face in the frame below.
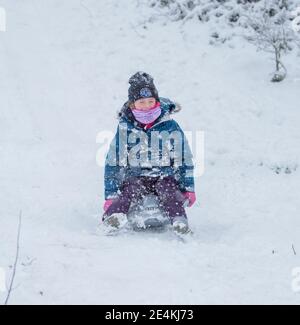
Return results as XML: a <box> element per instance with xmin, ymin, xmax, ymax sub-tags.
<box><xmin>133</xmin><ymin>97</ymin><xmax>156</xmax><ymax>111</ymax></box>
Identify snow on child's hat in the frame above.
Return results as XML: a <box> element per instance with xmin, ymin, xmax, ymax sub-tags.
<box><xmin>128</xmin><ymin>71</ymin><xmax>159</xmax><ymax>103</ymax></box>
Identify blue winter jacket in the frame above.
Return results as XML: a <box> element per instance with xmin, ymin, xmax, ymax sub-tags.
<box><xmin>104</xmin><ymin>97</ymin><xmax>195</xmax><ymax>199</ymax></box>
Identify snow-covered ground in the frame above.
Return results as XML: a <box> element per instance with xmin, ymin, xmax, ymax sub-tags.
<box><xmin>0</xmin><ymin>0</ymin><xmax>300</xmax><ymax>304</ymax></box>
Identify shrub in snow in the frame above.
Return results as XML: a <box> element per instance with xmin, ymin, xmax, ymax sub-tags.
<box><xmin>243</xmin><ymin>0</ymin><xmax>299</xmax><ymax>82</ymax></box>
<box><xmin>290</xmin><ymin>5</ymin><xmax>300</xmax><ymax>53</ymax></box>
<box><xmin>144</xmin><ymin>0</ymin><xmax>300</xmax><ymax>79</ymax></box>
<box><xmin>149</xmin><ymin>0</ymin><xmax>198</xmax><ymax>21</ymax></box>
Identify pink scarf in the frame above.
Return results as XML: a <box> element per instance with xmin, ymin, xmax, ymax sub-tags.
<box><xmin>132</xmin><ymin>103</ymin><xmax>161</xmax><ymax>125</ymax></box>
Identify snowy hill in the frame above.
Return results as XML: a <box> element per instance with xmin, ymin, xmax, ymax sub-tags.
<box><xmin>0</xmin><ymin>0</ymin><xmax>300</xmax><ymax>304</ymax></box>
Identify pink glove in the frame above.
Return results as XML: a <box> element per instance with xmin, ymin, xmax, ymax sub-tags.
<box><xmin>103</xmin><ymin>199</ymin><xmax>114</xmax><ymax>212</ymax></box>
<box><xmin>182</xmin><ymin>192</ymin><xmax>196</xmax><ymax>207</ymax></box>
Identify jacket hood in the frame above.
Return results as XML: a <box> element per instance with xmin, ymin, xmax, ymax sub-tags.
<box><xmin>117</xmin><ymin>97</ymin><xmax>181</xmax><ymax>126</ymax></box>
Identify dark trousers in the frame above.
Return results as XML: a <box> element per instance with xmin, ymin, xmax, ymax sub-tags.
<box><xmin>103</xmin><ymin>176</ymin><xmax>187</xmax><ymax>222</ymax></box>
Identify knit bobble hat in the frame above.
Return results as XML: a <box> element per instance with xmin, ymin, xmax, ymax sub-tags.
<box><xmin>128</xmin><ymin>71</ymin><xmax>160</xmax><ymax>103</ymax></box>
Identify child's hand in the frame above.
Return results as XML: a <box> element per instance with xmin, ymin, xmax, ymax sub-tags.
<box><xmin>182</xmin><ymin>192</ymin><xmax>196</xmax><ymax>207</ymax></box>
<box><xmin>103</xmin><ymin>199</ymin><xmax>115</xmax><ymax>212</ymax></box>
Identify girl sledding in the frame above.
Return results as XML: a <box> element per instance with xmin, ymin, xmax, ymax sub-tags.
<box><xmin>102</xmin><ymin>72</ymin><xmax>196</xmax><ymax>237</ymax></box>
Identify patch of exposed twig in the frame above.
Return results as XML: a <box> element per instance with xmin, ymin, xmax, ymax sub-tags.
<box><xmin>4</xmin><ymin>211</ymin><xmax>22</xmax><ymax>305</ymax></box>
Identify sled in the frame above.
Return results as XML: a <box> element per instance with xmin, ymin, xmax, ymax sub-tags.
<box><xmin>127</xmin><ymin>194</ymin><xmax>171</xmax><ymax>231</ymax></box>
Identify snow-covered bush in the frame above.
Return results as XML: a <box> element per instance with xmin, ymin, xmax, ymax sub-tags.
<box><xmin>290</xmin><ymin>5</ymin><xmax>300</xmax><ymax>51</ymax></box>
<box><xmin>244</xmin><ymin>0</ymin><xmax>299</xmax><ymax>81</ymax></box>
<box><xmin>144</xmin><ymin>0</ymin><xmax>300</xmax><ymax>80</ymax></box>
<box><xmin>146</xmin><ymin>0</ymin><xmax>300</xmax><ymax>42</ymax></box>
<box><xmin>149</xmin><ymin>0</ymin><xmax>199</xmax><ymax>21</ymax></box>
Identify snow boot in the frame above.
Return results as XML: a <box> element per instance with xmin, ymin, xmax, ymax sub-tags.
<box><xmin>103</xmin><ymin>213</ymin><xmax>128</xmax><ymax>230</ymax></box>
<box><xmin>172</xmin><ymin>216</ymin><xmax>192</xmax><ymax>236</ymax></box>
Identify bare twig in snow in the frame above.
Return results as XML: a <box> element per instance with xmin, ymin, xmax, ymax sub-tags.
<box><xmin>292</xmin><ymin>244</ymin><xmax>297</xmax><ymax>255</ymax></box>
<box><xmin>4</xmin><ymin>210</ymin><xmax>22</xmax><ymax>305</ymax></box>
